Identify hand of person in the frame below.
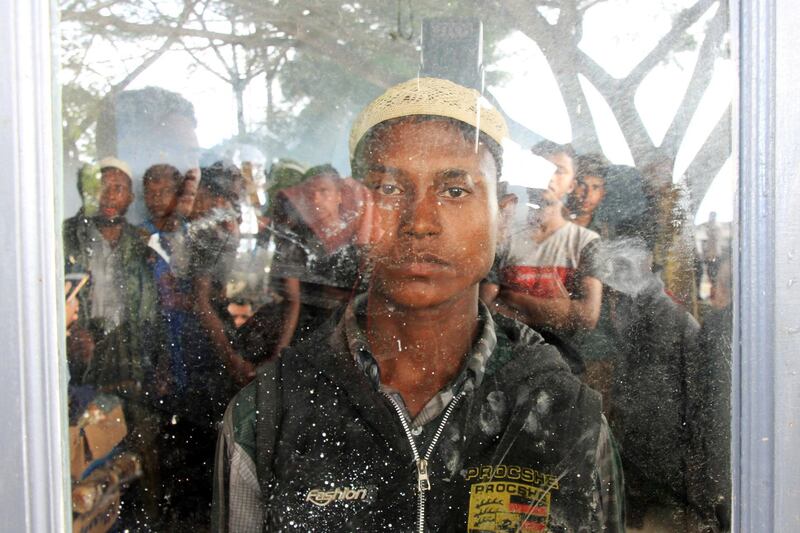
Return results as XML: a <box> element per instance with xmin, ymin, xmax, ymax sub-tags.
<box><xmin>479</xmin><ymin>282</ymin><xmax>500</xmax><ymax>306</ymax></box>
<box><xmin>66</xmin><ymin>326</ymin><xmax>95</xmax><ymax>364</ymax></box>
<box><xmin>65</xmin><ymin>281</ymin><xmax>80</xmax><ymax>332</ymax></box>
<box><xmin>227</xmin><ymin>353</ymin><xmax>256</xmax><ymax>387</ymax></box>
<box><xmin>494</xmin><ymin>288</ymin><xmax>529</xmax><ymax>322</ymax></box>
<box><xmin>175</xmin><ymin>167</ymin><xmax>200</xmax><ymax>218</ymax></box>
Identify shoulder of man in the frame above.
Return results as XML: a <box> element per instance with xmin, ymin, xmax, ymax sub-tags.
<box><xmin>227</xmin><ymin>313</ymin><xmax>346</xmax><ymax>466</ymax></box>
<box><xmin>488</xmin><ymin>312</ymin><xmax>603</xmax><ymax>438</ymax></box>
<box><xmin>484</xmin><ymin>312</ymin><xmax>605</xmax><ymax>483</ymax></box>
<box><xmin>120</xmin><ymin>220</ymin><xmax>149</xmax><ymax>247</ymax></box>
<box><xmin>224</xmin><ymin>376</ymin><xmax>260</xmax><ymax>465</ymax></box>
<box><xmin>488</xmin><ymin>312</ymin><xmax>573</xmax><ymax>378</ymax></box>
<box><xmin>63</xmin><ymin>213</ymin><xmax>89</xmax><ymax>251</ymax></box>
<box><xmin>136</xmin><ymin>224</ymin><xmax>154</xmax><ymax>244</ymax></box>
<box><xmin>567</xmin><ymin>221</ymin><xmax>601</xmax><ymax>249</ymax></box>
<box><xmin>118</xmin><ymin>221</ymin><xmax>162</xmax><ymax>266</ymax></box>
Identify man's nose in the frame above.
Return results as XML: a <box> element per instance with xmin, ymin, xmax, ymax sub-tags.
<box><xmin>400</xmin><ymin>191</ymin><xmax>441</xmax><ymax>237</ymax></box>
<box><xmin>103</xmin><ymin>191</ymin><xmax>120</xmax><ymax>204</ymax></box>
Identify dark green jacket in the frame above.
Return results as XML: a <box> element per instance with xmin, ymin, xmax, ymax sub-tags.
<box><xmin>214</xmin><ymin>311</ymin><xmax>623</xmax><ymax>532</ymax></box>
<box><xmin>63</xmin><ymin>213</ymin><xmax>165</xmax><ymax>394</ymax></box>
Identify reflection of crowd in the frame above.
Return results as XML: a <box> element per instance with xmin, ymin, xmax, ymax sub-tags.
<box><xmin>63</xmin><ymin>82</ymin><xmax>731</xmax><ymax>532</ymax></box>
<box><xmin>484</xmin><ymin>142</ymin><xmax>731</xmax><ymax>531</ymax></box>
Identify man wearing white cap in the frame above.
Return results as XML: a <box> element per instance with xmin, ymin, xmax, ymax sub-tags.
<box><xmin>63</xmin><ymin>156</ymin><xmax>167</xmax><ymax>524</ymax></box>
<box><xmin>64</xmin><ymin>157</ymin><xmax>151</xmax><ymax>336</ymax></box>
<box><xmin>213</xmin><ymin>78</ymin><xmax>623</xmax><ymax>532</ymax></box>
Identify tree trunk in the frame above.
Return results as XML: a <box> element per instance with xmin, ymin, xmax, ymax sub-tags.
<box><xmin>235</xmin><ymin>79</ymin><xmax>246</xmax><ymax>138</ymax></box>
<box><xmin>561</xmin><ymin>71</ymin><xmax>603</xmax><ymax>153</ymax></box>
<box><xmin>266</xmin><ymin>72</ymin><xmax>273</xmax><ymax>132</ymax></box>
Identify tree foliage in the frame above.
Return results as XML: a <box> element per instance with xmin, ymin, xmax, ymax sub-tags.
<box><xmin>60</xmin><ymin>0</ymin><xmax>730</xmax><ymax>209</ymax></box>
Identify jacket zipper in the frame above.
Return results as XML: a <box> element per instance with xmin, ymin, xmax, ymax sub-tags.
<box><xmin>384</xmin><ymin>391</ymin><xmax>466</xmax><ymax>533</ymax></box>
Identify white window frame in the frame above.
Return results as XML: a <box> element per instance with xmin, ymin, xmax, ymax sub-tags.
<box><xmin>0</xmin><ymin>0</ymin><xmax>69</xmax><ymax>531</ymax></box>
<box><xmin>0</xmin><ymin>0</ymin><xmax>797</xmax><ymax>530</ymax></box>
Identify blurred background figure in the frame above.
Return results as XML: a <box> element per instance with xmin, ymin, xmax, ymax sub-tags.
<box><xmin>138</xmin><ymin>164</ymin><xmax>191</xmax><ymax>407</ymax></box>
<box><xmin>259</xmin><ymin>159</ymin><xmax>307</xmax><ymax>233</ymax></box>
<box><xmin>247</xmin><ymin>164</ymin><xmax>367</xmax><ymax>360</ymax></box>
<box><xmin>227</xmin><ymin>297</ymin><xmax>254</xmax><ymax>329</ymax></box>
<box><xmin>484</xmin><ymin>141</ymin><xmax>603</xmax><ymax>373</ymax></box>
<box><xmin>157</xmin><ymin>161</ymin><xmax>251</xmax><ymax>531</ymax></box>
<box><xmin>226</xmin><ymin>159</ymin><xmax>308</xmax><ymax>366</ymax></box>
<box><xmin>63</xmin><ymin>156</ymin><xmax>165</xmax><ymax>398</ymax></box>
<box><xmin>571</xmin><ymin>164</ymin><xmax>726</xmax><ymax>531</ymax></box>
<box><xmin>181</xmin><ymin>160</ymin><xmax>250</xmax><ymax>390</ymax></box>
<box><xmin>569</xmin><ymin>153</ymin><xmax>610</xmax><ymax>232</ymax></box>
<box><xmin>570</xmin><ymin>164</ymin><xmax>650</xmax><ymax>411</ymax></box>
<box><xmin>63</xmin><ymin>156</ymin><xmax>167</xmax><ymax>527</ymax></box>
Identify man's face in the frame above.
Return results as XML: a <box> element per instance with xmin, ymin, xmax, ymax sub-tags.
<box><xmin>574</xmin><ymin>175</ymin><xmax>605</xmax><ymax>216</ymax></box>
<box><xmin>98</xmin><ymin>168</ymin><xmax>133</xmax><ymax>220</ymax></box>
<box><xmin>544</xmin><ymin>152</ymin><xmax>575</xmax><ymax>203</ymax></box>
<box><xmin>227</xmin><ymin>302</ymin><xmax>253</xmax><ymax>329</ymax></box>
<box><xmin>362</xmin><ymin>119</ymin><xmax>499</xmax><ymax>310</ymax></box>
<box><xmin>307</xmin><ymin>175</ymin><xmax>341</xmax><ymax>222</ymax></box>
<box><xmin>191</xmin><ymin>186</ymin><xmax>232</xmax><ymax>220</ymax></box>
<box><xmin>144</xmin><ymin>176</ymin><xmax>178</xmax><ymax>220</ymax></box>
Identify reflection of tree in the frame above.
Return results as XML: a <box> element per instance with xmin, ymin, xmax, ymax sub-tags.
<box><xmin>177</xmin><ymin>2</ymin><xmax>290</xmax><ymax>138</ymax></box>
<box><xmin>61</xmin><ymin>0</ymin><xmax>198</xmax><ymax>163</ymax></box>
<box><xmin>61</xmin><ymin>0</ymin><xmax>730</xmax><ymax>207</ymax></box>
<box><xmin>504</xmin><ymin>1</ymin><xmax>729</xmax><ymax>196</ymax></box>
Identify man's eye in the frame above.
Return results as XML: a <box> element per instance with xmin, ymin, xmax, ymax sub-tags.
<box><xmin>375</xmin><ymin>183</ymin><xmax>403</xmax><ymax>196</ymax></box>
<box><xmin>442</xmin><ymin>187</ymin><xmax>469</xmax><ymax>199</ymax></box>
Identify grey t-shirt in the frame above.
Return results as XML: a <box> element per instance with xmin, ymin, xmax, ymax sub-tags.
<box><xmin>87</xmin><ymin>225</ymin><xmax>126</xmax><ymax>329</ymax></box>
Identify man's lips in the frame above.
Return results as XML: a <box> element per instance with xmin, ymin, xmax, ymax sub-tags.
<box><xmin>384</xmin><ymin>253</ymin><xmax>452</xmax><ymax>276</ymax></box>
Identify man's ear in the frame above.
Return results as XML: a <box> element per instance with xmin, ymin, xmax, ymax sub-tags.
<box><xmin>499</xmin><ymin>192</ymin><xmax>518</xmax><ymax>211</ymax></box>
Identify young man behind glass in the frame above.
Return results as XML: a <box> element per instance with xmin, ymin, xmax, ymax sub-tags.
<box><xmin>213</xmin><ymin>78</ymin><xmax>624</xmax><ymax>533</ymax></box>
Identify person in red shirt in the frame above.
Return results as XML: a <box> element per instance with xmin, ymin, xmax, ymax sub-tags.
<box><xmin>485</xmin><ymin>142</ymin><xmax>603</xmax><ymax>346</ymax></box>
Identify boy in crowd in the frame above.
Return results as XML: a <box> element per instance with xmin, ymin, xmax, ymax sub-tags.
<box><xmin>138</xmin><ymin>163</ymin><xmax>190</xmax><ymax>399</ymax></box>
<box><xmin>159</xmin><ymin>162</ymin><xmax>254</xmax><ymax>528</ymax></box>
<box><xmin>63</xmin><ymin>156</ymin><xmax>164</xmax><ymax>391</ymax></box>
<box><xmin>213</xmin><ymin>78</ymin><xmax>623</xmax><ymax>532</ymax></box>
<box><xmin>484</xmin><ymin>142</ymin><xmax>603</xmax><ymax>372</ymax></box>
<box><xmin>227</xmin><ymin>297</ymin><xmax>255</xmax><ymax>329</ymax></box>
<box><xmin>140</xmin><ymin>163</ymin><xmax>182</xmax><ymax>237</ymax></box>
<box><xmin>569</xmin><ymin>153</ymin><xmax>609</xmax><ymax>231</ymax></box>
<box><xmin>63</xmin><ymin>156</ymin><xmax>167</xmax><ymax>524</ymax></box>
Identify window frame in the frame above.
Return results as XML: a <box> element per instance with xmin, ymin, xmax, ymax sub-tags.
<box><xmin>0</xmin><ymin>0</ymin><xmax>69</xmax><ymax>531</ymax></box>
<box><xmin>0</xmin><ymin>0</ymin><xmax>797</xmax><ymax>530</ymax></box>
<box><xmin>737</xmin><ymin>0</ymin><xmax>800</xmax><ymax>529</ymax></box>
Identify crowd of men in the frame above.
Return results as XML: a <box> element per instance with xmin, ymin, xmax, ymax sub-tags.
<box><xmin>64</xmin><ymin>79</ymin><xmax>731</xmax><ymax>532</ymax></box>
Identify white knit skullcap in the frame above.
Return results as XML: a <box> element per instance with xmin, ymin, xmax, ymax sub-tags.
<box><xmin>97</xmin><ymin>156</ymin><xmax>133</xmax><ymax>179</ymax></box>
<box><xmin>349</xmin><ymin>77</ymin><xmax>509</xmax><ymax>158</ymax></box>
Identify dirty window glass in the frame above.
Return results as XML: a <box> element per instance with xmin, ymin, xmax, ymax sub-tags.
<box><xmin>60</xmin><ymin>1</ymin><xmax>733</xmax><ymax>531</ymax></box>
